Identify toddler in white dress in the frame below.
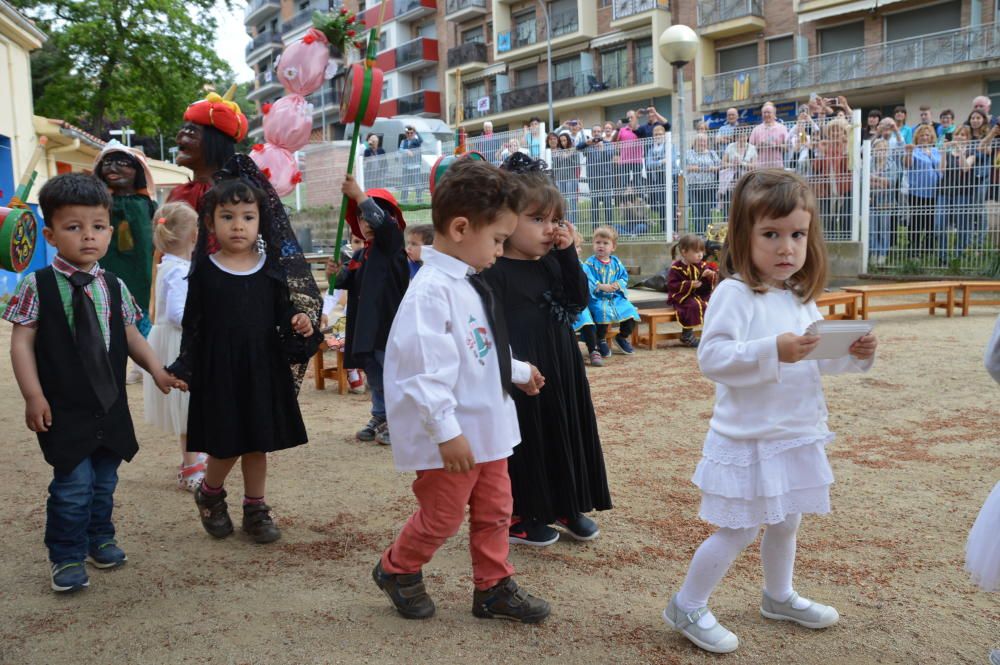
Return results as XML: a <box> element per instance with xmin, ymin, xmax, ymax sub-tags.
<box><xmin>142</xmin><ymin>202</ymin><xmax>201</xmax><ymax>490</ymax></box>
<box><xmin>663</xmin><ymin>170</ymin><xmax>878</xmax><ymax>654</ymax></box>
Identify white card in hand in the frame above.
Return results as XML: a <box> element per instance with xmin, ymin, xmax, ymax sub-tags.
<box><xmin>803</xmin><ymin>320</ymin><xmax>875</xmax><ymax>360</ymax></box>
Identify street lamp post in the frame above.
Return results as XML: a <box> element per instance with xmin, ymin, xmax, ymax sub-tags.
<box><xmin>658</xmin><ymin>25</ymin><xmax>699</xmax><ymax>238</ymax></box>
<box><xmin>537</xmin><ymin>0</ymin><xmax>554</xmax><ymax>132</ymax></box>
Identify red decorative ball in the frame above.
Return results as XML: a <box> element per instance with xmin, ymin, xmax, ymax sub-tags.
<box><xmin>261</xmin><ymin>103</ymin><xmax>272</xmax><ymax>114</ymax></box>
<box><xmin>252</xmin><ymin>143</ymin><xmax>265</xmax><ymax>152</ymax></box>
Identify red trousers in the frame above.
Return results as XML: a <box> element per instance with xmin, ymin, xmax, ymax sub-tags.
<box><xmin>381</xmin><ymin>458</ymin><xmax>515</xmax><ymax>590</ymax></box>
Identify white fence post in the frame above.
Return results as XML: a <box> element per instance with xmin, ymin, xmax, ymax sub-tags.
<box><xmin>665</xmin><ymin>138</ymin><xmax>674</xmax><ymax>242</ymax></box>
<box><xmin>850</xmin><ymin>109</ymin><xmax>862</xmax><ymax>243</ymax></box>
<box><xmin>859</xmin><ymin>138</ymin><xmax>871</xmax><ymax>275</ymax></box>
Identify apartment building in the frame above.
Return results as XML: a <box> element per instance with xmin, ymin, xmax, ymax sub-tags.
<box><xmin>244</xmin><ymin>0</ymin><xmax>447</xmax><ymax>142</ymax></box>
<box><xmin>244</xmin><ymin>0</ymin><xmax>347</xmax><ymax>142</ymax></box>
<box><xmin>443</xmin><ymin>0</ymin><xmax>673</xmax><ymax>131</ymax></box>
<box><xmin>686</xmin><ymin>0</ymin><xmax>1000</xmax><ymax>124</ymax></box>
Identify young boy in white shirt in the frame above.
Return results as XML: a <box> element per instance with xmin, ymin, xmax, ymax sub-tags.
<box><xmin>373</xmin><ymin>159</ymin><xmax>551</xmax><ymax>623</ymax></box>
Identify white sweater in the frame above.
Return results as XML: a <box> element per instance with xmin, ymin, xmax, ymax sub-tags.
<box><xmin>698</xmin><ymin>278</ymin><xmax>873</xmax><ymax>442</ymax></box>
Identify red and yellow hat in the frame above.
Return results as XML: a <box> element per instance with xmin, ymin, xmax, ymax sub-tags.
<box><xmin>183</xmin><ymin>84</ymin><xmax>248</xmax><ymax>142</ymax></box>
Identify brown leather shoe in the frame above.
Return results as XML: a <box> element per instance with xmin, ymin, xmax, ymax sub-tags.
<box><xmin>242</xmin><ymin>503</ymin><xmax>281</xmax><ymax>544</ymax></box>
<box><xmin>472</xmin><ymin>577</ymin><xmax>550</xmax><ymax>623</ymax></box>
<box><xmin>372</xmin><ymin>561</ymin><xmax>435</xmax><ymax>619</ymax></box>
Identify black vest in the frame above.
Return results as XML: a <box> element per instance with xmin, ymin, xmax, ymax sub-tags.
<box><xmin>34</xmin><ymin>266</ymin><xmax>138</xmax><ymax>472</ymax></box>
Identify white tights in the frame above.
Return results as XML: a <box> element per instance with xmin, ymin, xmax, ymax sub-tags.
<box><xmin>676</xmin><ymin>513</ymin><xmax>802</xmax><ymax>614</ymax></box>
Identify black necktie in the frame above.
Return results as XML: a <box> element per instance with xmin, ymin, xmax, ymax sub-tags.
<box><xmin>468</xmin><ymin>272</ymin><xmax>512</xmax><ymax>395</ymax></box>
<box><xmin>68</xmin><ymin>271</ymin><xmax>119</xmax><ymax>412</ymax></box>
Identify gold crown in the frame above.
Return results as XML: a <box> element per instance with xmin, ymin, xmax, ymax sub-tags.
<box><xmin>706</xmin><ymin>222</ymin><xmax>728</xmax><ymax>243</ymax></box>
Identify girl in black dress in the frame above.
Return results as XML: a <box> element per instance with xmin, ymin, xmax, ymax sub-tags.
<box><xmin>484</xmin><ymin>154</ymin><xmax>612</xmax><ymax>547</ymax></box>
<box><xmin>168</xmin><ymin>157</ymin><xmax>321</xmax><ymax>544</ymax></box>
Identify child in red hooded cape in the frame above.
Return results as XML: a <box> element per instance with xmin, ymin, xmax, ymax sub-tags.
<box><xmin>332</xmin><ymin>175</ymin><xmax>409</xmax><ymax>445</ymax></box>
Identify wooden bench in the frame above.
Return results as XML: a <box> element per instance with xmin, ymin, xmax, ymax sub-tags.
<box><xmin>636</xmin><ymin>307</ymin><xmax>684</xmax><ymax>350</ymax></box>
<box><xmin>842</xmin><ymin>282</ymin><xmax>956</xmax><ymax>319</ymax></box>
<box><xmin>311</xmin><ymin>342</ymin><xmax>347</xmax><ymax>394</ymax></box>
<box><xmin>955</xmin><ymin>281</ymin><xmax>1000</xmax><ymax>316</ymax></box>
<box><xmin>815</xmin><ymin>291</ymin><xmax>860</xmax><ymax>320</ymax></box>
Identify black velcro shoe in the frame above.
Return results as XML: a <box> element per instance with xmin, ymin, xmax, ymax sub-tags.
<box><xmin>372</xmin><ymin>561</ymin><xmax>435</xmax><ymax>619</ymax></box>
<box><xmin>242</xmin><ymin>503</ymin><xmax>281</xmax><ymax>544</ymax></box>
<box><xmin>194</xmin><ymin>483</ymin><xmax>234</xmax><ymax>538</ymax></box>
<box><xmin>472</xmin><ymin>577</ymin><xmax>550</xmax><ymax>624</ymax></box>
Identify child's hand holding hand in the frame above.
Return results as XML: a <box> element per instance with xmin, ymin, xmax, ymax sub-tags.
<box><xmin>692</xmin><ymin>280</ymin><xmax>702</xmax><ymax>289</ymax></box>
<box><xmin>439</xmin><ymin>434</ymin><xmax>476</xmax><ymax>473</ymax></box>
<box><xmin>702</xmin><ymin>268</ymin><xmax>716</xmax><ymax>281</ymax></box>
<box><xmin>849</xmin><ymin>333</ymin><xmax>877</xmax><ymax>360</ymax></box>
<box><xmin>291</xmin><ymin>313</ymin><xmax>314</xmax><ymax>337</ymax></box>
<box><xmin>515</xmin><ymin>364</ymin><xmax>546</xmax><ymax>396</ymax></box>
<box><xmin>777</xmin><ymin>332</ymin><xmax>820</xmax><ymax>363</ymax></box>
<box><xmin>25</xmin><ymin>394</ymin><xmax>52</xmax><ymax>432</ymax></box>
<box><xmin>150</xmin><ymin>367</ymin><xmax>180</xmax><ymax>395</ymax></box>
<box><xmin>341</xmin><ymin>175</ymin><xmax>366</xmax><ymax>204</ymax></box>
<box><xmin>166</xmin><ymin>372</ymin><xmax>189</xmax><ymax>392</ymax></box>
<box><xmin>552</xmin><ymin>222</ymin><xmax>575</xmax><ymax>250</ymax></box>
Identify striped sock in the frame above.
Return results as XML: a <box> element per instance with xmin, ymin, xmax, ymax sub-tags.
<box><xmin>200</xmin><ymin>481</ymin><xmax>223</xmax><ymax>496</ymax></box>
<box><xmin>243</xmin><ymin>495</ymin><xmax>265</xmax><ymax>506</ymax></box>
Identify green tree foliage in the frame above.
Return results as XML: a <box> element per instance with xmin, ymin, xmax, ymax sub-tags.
<box><xmin>13</xmin><ymin>0</ymin><xmax>235</xmax><ymax>139</ymax></box>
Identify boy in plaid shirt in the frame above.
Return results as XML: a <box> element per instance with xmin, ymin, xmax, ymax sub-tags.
<box><xmin>4</xmin><ymin>174</ymin><xmax>178</xmax><ymax>593</ymax></box>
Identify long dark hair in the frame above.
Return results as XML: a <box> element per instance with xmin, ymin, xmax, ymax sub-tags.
<box><xmin>200</xmin><ymin>124</ymin><xmax>237</xmax><ymax>170</ymax></box>
<box><xmin>95</xmin><ymin>151</ymin><xmax>148</xmax><ymax>192</ymax></box>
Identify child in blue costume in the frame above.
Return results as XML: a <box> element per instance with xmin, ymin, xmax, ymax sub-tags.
<box><xmin>583</xmin><ymin>225</ymin><xmax>639</xmax><ymax>357</ymax></box>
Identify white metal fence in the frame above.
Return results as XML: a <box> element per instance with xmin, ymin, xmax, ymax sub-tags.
<box><xmin>299</xmin><ymin>110</ymin><xmax>999</xmax><ymax>277</ymax></box>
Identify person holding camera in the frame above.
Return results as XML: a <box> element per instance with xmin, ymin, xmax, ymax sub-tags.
<box><xmin>579</xmin><ymin>123</ymin><xmax>616</xmax><ymax>229</ymax></box>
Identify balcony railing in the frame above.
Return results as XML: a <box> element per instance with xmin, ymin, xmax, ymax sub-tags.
<box><xmin>397</xmin><ymin>90</ymin><xmax>441</xmax><ymax>115</ymax></box>
<box><xmin>245</xmin><ymin>32</ymin><xmax>283</xmax><ymax>57</ymax></box>
<box><xmin>452</xmin><ymin>58</ymin><xmax>654</xmax><ymax>122</ymax></box>
<box><xmin>550</xmin><ymin>9</ymin><xmax>579</xmax><ymax>37</ymax></box>
<box><xmin>396</xmin><ymin>0</ymin><xmax>436</xmax><ymax>20</ymax></box>
<box><xmin>703</xmin><ymin>22</ymin><xmax>1000</xmax><ymax>105</ymax></box>
<box><xmin>447</xmin><ymin>41</ymin><xmax>489</xmax><ymax>68</ymax></box>
<box><xmin>245</xmin><ymin>0</ymin><xmax>281</xmax><ymax>22</ymax></box>
<box><xmin>281</xmin><ymin>11</ymin><xmax>315</xmax><ymax>34</ymax></box>
<box><xmin>445</xmin><ymin>0</ymin><xmax>487</xmax><ymax>15</ymax></box>
<box><xmin>305</xmin><ymin>82</ymin><xmax>343</xmax><ymax>111</ymax></box>
<box><xmin>612</xmin><ymin>0</ymin><xmax>669</xmax><ymax>22</ymax></box>
<box><xmin>396</xmin><ymin>37</ymin><xmax>438</xmax><ymax>70</ymax></box>
<box><xmin>697</xmin><ymin>0</ymin><xmax>762</xmax><ymax>27</ymax></box>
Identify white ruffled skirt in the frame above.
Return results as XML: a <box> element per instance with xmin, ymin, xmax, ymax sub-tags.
<box><xmin>966</xmin><ymin>480</ymin><xmax>1000</xmax><ymax>592</ymax></box>
<box><xmin>142</xmin><ymin>324</ymin><xmax>189</xmax><ymax>436</ymax></box>
<box><xmin>692</xmin><ymin>429</ymin><xmax>835</xmax><ymax>529</ymax></box>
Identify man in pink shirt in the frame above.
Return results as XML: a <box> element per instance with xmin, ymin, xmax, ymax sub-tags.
<box><xmin>749</xmin><ymin>102</ymin><xmax>788</xmax><ymax>170</ymax></box>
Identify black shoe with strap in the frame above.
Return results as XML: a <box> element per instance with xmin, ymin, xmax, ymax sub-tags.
<box><xmin>194</xmin><ymin>483</ymin><xmax>234</xmax><ymax>538</ymax></box>
<box><xmin>357</xmin><ymin>416</ymin><xmax>386</xmax><ymax>442</ymax></box>
<box><xmin>472</xmin><ymin>577</ymin><xmax>550</xmax><ymax>623</ymax></box>
<box><xmin>242</xmin><ymin>503</ymin><xmax>281</xmax><ymax>543</ymax></box>
<box><xmin>372</xmin><ymin>561</ymin><xmax>436</xmax><ymax>619</ymax></box>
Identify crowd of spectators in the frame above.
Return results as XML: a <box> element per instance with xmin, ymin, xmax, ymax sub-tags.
<box><xmin>491</xmin><ymin>94</ymin><xmax>1000</xmax><ymax>261</ymax></box>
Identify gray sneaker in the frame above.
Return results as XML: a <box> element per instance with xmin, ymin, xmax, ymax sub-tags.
<box><xmin>760</xmin><ymin>590</ymin><xmax>839</xmax><ymax>629</ymax></box>
<box><xmin>375</xmin><ymin>422</ymin><xmax>391</xmax><ymax>446</ymax></box>
<box><xmin>662</xmin><ymin>594</ymin><xmax>738</xmax><ymax>654</ymax></box>
<box><xmin>988</xmin><ymin>649</ymin><xmax>999</xmax><ymax>665</ymax></box>
<box><xmin>357</xmin><ymin>415</ymin><xmax>386</xmax><ymax>442</ymax></box>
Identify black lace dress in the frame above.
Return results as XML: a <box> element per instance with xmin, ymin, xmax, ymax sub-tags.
<box><xmin>483</xmin><ymin>246</ymin><xmax>612</xmax><ymax>523</ymax></box>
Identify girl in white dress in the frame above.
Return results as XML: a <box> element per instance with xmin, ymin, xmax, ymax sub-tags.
<box><xmin>142</xmin><ymin>202</ymin><xmax>201</xmax><ymax>490</ymax></box>
<box><xmin>662</xmin><ymin>169</ymin><xmax>878</xmax><ymax>654</ymax></box>
<box><xmin>967</xmin><ymin>315</ymin><xmax>1000</xmax><ymax>665</ymax></box>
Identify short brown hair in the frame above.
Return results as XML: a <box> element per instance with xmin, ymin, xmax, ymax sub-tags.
<box><xmin>405</xmin><ymin>223</ymin><xmax>434</xmax><ymax>245</ymax></box>
<box><xmin>676</xmin><ymin>233</ymin><xmax>706</xmax><ymax>254</ymax></box>
<box><xmin>592</xmin><ymin>226</ymin><xmax>618</xmax><ymax>245</ymax></box>
<box><xmin>431</xmin><ymin>160</ymin><xmax>521</xmax><ymax>234</ymax></box>
<box><xmin>722</xmin><ymin>169</ymin><xmax>827</xmax><ymax>302</ymax></box>
<box><xmin>512</xmin><ymin>171</ymin><xmax>563</xmax><ymax>223</ymax></box>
